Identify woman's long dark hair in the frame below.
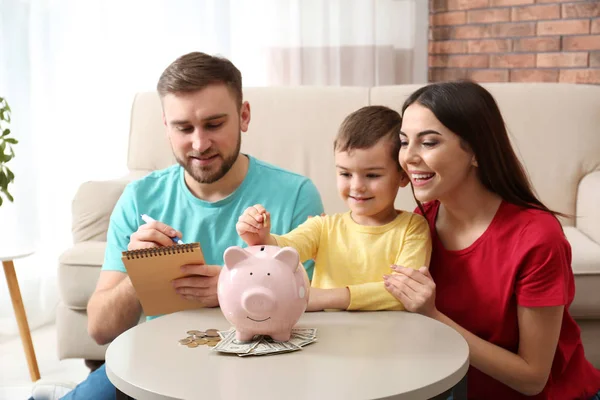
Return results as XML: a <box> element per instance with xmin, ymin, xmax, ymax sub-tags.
<box><xmin>402</xmin><ymin>80</ymin><xmax>565</xmax><ymax>218</ymax></box>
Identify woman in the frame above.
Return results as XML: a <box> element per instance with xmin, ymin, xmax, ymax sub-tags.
<box><xmin>383</xmin><ymin>81</ymin><xmax>600</xmax><ymax>399</ymax></box>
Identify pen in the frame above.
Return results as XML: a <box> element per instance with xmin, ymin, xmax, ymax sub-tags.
<box><xmin>140</xmin><ymin>214</ymin><xmax>184</xmax><ymax>245</ymax></box>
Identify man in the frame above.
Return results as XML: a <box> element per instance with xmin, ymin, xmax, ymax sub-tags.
<box><xmin>31</xmin><ymin>52</ymin><xmax>323</xmax><ymax>400</ymax></box>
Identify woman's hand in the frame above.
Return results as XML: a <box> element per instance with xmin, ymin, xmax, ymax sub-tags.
<box><xmin>384</xmin><ymin>265</ymin><xmax>438</xmax><ymax>318</ymax></box>
<box><xmin>235</xmin><ymin>204</ymin><xmax>272</xmax><ymax>246</ymax></box>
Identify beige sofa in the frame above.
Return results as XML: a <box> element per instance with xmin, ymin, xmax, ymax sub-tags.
<box><xmin>57</xmin><ymin>83</ymin><xmax>600</xmax><ymax>368</ymax></box>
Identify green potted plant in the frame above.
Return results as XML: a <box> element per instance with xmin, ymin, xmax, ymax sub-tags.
<box><xmin>0</xmin><ymin>96</ymin><xmax>18</xmax><ymax>206</ymax></box>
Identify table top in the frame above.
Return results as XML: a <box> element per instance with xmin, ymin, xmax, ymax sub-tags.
<box><xmin>106</xmin><ymin>308</ymin><xmax>469</xmax><ymax>400</ymax></box>
<box><xmin>0</xmin><ymin>248</ymin><xmax>34</xmax><ymax>262</ymax></box>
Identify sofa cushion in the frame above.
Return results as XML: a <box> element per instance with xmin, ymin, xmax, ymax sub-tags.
<box><xmin>56</xmin><ymin>302</ymin><xmax>108</xmax><ymax>360</ymax></box>
<box><xmin>565</xmin><ymin>227</ymin><xmax>600</xmax><ymax>319</ymax></box>
<box><xmin>58</xmin><ymin>241</ymin><xmax>106</xmax><ymax>310</ymax></box>
<box><xmin>72</xmin><ymin>179</ymin><xmax>130</xmax><ymax>243</ymax></box>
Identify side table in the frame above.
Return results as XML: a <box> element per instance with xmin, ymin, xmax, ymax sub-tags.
<box><xmin>1</xmin><ymin>249</ymin><xmax>41</xmax><ymax>381</ymax></box>
<box><xmin>107</xmin><ymin>308</ymin><xmax>469</xmax><ymax>400</ymax></box>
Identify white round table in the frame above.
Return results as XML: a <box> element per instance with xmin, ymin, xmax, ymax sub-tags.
<box><xmin>0</xmin><ymin>248</ymin><xmax>40</xmax><ymax>381</ymax></box>
<box><xmin>106</xmin><ymin>308</ymin><xmax>469</xmax><ymax>400</ymax></box>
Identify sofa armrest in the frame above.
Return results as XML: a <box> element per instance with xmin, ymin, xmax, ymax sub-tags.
<box><xmin>71</xmin><ymin>178</ymin><xmax>131</xmax><ymax>243</ymax></box>
<box><xmin>576</xmin><ymin>170</ymin><xmax>600</xmax><ymax>245</ymax></box>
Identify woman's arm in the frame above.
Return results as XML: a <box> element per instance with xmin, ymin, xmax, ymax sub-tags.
<box><xmin>384</xmin><ymin>267</ymin><xmax>563</xmax><ymax>396</ymax></box>
<box><xmin>433</xmin><ymin>305</ymin><xmax>563</xmax><ymax>396</ymax></box>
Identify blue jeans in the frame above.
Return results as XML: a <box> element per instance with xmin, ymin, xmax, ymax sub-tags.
<box><xmin>445</xmin><ymin>375</ymin><xmax>467</xmax><ymax>400</ymax></box>
<box><xmin>59</xmin><ymin>364</ymin><xmax>115</xmax><ymax>400</ymax></box>
<box><xmin>28</xmin><ymin>364</ymin><xmax>115</xmax><ymax>400</ymax></box>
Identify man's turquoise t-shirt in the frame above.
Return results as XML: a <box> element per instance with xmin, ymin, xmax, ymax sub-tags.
<box><xmin>102</xmin><ymin>155</ymin><xmax>324</xmax><ymax>318</ymax></box>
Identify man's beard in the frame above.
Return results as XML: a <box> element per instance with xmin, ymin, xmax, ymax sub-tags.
<box><xmin>177</xmin><ymin>132</ymin><xmax>241</xmax><ymax>184</ymax></box>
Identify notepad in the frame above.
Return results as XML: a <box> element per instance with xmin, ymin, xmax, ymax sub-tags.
<box><xmin>121</xmin><ymin>243</ymin><xmax>206</xmax><ymax>316</ymax></box>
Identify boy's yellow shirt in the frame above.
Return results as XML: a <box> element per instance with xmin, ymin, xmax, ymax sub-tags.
<box><xmin>272</xmin><ymin>211</ymin><xmax>431</xmax><ymax>310</ymax></box>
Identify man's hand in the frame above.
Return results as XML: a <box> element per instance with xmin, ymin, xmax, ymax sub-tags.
<box><xmin>171</xmin><ymin>264</ymin><xmax>222</xmax><ymax>308</ymax></box>
<box><xmin>129</xmin><ymin>220</ymin><xmax>183</xmax><ymax>250</ymax></box>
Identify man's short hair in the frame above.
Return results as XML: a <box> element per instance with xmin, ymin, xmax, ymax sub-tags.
<box><xmin>334</xmin><ymin>106</ymin><xmax>402</xmax><ymax>169</ymax></box>
<box><xmin>157</xmin><ymin>52</ymin><xmax>243</xmax><ymax>108</ymax></box>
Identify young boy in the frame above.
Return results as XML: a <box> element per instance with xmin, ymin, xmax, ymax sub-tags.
<box><xmin>236</xmin><ymin>106</ymin><xmax>431</xmax><ymax>311</ymax></box>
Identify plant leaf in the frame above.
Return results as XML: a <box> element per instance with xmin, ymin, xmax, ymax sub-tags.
<box><xmin>6</xmin><ymin>168</ymin><xmax>14</xmax><ymax>183</ymax></box>
<box><xmin>4</xmin><ymin>138</ymin><xmax>17</xmax><ymax>144</ymax></box>
<box><xmin>1</xmin><ymin>129</ymin><xmax>10</xmax><ymax>137</ymax></box>
<box><xmin>0</xmin><ymin>195</ymin><xmax>3</xmax><ymax>207</ymax></box>
<box><xmin>0</xmin><ymin>186</ymin><xmax>13</xmax><ymax>202</ymax></box>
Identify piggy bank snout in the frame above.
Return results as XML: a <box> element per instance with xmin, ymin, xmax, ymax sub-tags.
<box><xmin>242</xmin><ymin>289</ymin><xmax>276</xmax><ymax>315</ymax></box>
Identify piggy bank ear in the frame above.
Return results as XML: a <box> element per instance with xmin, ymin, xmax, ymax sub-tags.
<box><xmin>273</xmin><ymin>247</ymin><xmax>300</xmax><ymax>271</ymax></box>
<box><xmin>223</xmin><ymin>246</ymin><xmax>251</xmax><ymax>269</ymax></box>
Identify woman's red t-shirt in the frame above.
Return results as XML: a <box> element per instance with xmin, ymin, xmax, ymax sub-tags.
<box><xmin>419</xmin><ymin>200</ymin><xmax>600</xmax><ymax>400</ymax></box>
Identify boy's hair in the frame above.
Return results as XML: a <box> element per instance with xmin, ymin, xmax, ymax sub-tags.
<box><xmin>157</xmin><ymin>52</ymin><xmax>243</xmax><ymax>108</ymax></box>
<box><xmin>334</xmin><ymin>106</ymin><xmax>402</xmax><ymax>169</ymax></box>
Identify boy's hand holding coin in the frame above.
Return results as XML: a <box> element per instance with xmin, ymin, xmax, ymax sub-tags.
<box><xmin>236</xmin><ymin>204</ymin><xmax>276</xmax><ymax>247</ymax></box>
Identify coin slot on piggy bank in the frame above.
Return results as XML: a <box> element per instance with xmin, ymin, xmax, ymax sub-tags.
<box><xmin>217</xmin><ymin>245</ymin><xmax>310</xmax><ymax>342</ymax></box>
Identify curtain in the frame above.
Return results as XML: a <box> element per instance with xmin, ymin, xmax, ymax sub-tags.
<box><xmin>0</xmin><ymin>0</ymin><xmax>425</xmax><ymax>337</ymax></box>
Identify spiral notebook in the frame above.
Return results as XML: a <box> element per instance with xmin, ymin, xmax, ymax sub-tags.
<box><xmin>121</xmin><ymin>243</ymin><xmax>206</xmax><ymax>316</ymax></box>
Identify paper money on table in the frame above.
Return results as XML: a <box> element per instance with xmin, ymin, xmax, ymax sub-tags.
<box><xmin>238</xmin><ymin>338</ymin><xmax>301</xmax><ymax>357</ymax></box>
<box><xmin>213</xmin><ymin>327</ymin><xmax>317</xmax><ymax>357</ymax></box>
<box><xmin>212</xmin><ymin>329</ymin><xmax>261</xmax><ymax>354</ymax></box>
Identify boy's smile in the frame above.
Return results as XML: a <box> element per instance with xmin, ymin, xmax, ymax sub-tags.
<box><xmin>349</xmin><ymin>195</ymin><xmax>374</xmax><ymax>202</ymax></box>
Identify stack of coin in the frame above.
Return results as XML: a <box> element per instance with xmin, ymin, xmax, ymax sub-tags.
<box><xmin>178</xmin><ymin>329</ymin><xmax>222</xmax><ymax>348</ymax></box>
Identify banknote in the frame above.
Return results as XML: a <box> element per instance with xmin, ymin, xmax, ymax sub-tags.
<box><xmin>213</xmin><ymin>328</ymin><xmax>317</xmax><ymax>356</ymax></box>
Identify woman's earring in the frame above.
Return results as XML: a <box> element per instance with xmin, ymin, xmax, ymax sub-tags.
<box><xmin>472</xmin><ymin>158</ymin><xmax>478</xmax><ymax>167</ymax></box>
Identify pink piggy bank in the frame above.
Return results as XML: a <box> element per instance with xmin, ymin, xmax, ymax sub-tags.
<box><xmin>218</xmin><ymin>245</ymin><xmax>310</xmax><ymax>342</ymax></box>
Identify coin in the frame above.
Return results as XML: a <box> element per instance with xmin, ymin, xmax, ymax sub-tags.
<box><xmin>180</xmin><ymin>329</ymin><xmax>223</xmax><ymax>348</ymax></box>
<box><xmin>205</xmin><ymin>329</ymin><xmax>220</xmax><ymax>337</ymax></box>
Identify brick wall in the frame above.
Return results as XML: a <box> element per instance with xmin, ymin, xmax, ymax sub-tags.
<box><xmin>428</xmin><ymin>0</ymin><xmax>600</xmax><ymax>84</ymax></box>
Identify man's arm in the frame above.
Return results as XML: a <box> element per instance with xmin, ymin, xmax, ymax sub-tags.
<box><xmin>86</xmin><ymin>183</ymin><xmax>141</xmax><ymax>345</ymax></box>
<box><xmin>87</xmin><ymin>271</ymin><xmax>142</xmax><ymax>345</ymax></box>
